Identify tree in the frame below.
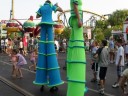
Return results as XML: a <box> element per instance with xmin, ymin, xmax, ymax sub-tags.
<box><xmin>93</xmin><ymin>9</ymin><xmax>128</xmax><ymax>40</ymax></box>
<box><xmin>93</xmin><ymin>28</ymin><xmax>104</xmax><ymax>42</ymax></box>
<box><xmin>108</xmin><ymin>9</ymin><xmax>128</xmax><ymax>30</ymax></box>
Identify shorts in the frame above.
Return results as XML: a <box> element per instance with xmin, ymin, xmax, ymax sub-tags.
<box><xmin>99</xmin><ymin>67</ymin><xmax>107</xmax><ymax>80</ymax></box>
<box><xmin>16</xmin><ymin>64</ymin><xmax>23</xmax><ymax>68</ymax></box>
<box><xmin>91</xmin><ymin>63</ymin><xmax>98</xmax><ymax>72</ymax></box>
<box><xmin>109</xmin><ymin>48</ymin><xmax>114</xmax><ymax>53</ymax></box>
<box><xmin>117</xmin><ymin>66</ymin><xmax>124</xmax><ymax>77</ymax></box>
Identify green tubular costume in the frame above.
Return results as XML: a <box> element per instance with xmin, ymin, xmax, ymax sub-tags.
<box><xmin>67</xmin><ymin>0</ymin><xmax>87</xmax><ymax>96</ymax></box>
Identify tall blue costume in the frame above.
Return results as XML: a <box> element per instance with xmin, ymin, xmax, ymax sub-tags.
<box><xmin>33</xmin><ymin>1</ymin><xmax>64</xmax><ymax>89</ymax></box>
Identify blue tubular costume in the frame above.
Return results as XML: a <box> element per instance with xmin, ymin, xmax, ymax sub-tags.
<box><xmin>33</xmin><ymin>2</ymin><xmax>64</xmax><ymax>87</ymax></box>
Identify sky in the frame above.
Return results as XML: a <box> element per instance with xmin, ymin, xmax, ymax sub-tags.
<box><xmin>0</xmin><ymin>0</ymin><xmax>128</xmax><ymax>23</ymax></box>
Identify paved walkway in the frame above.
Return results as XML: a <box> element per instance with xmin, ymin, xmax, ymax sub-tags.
<box><xmin>0</xmin><ymin>52</ymin><xmax>126</xmax><ymax>96</ymax></box>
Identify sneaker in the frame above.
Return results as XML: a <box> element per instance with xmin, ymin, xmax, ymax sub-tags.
<box><xmin>99</xmin><ymin>89</ymin><xmax>104</xmax><ymax>95</ymax></box>
<box><xmin>112</xmin><ymin>83</ymin><xmax>119</xmax><ymax>88</ymax></box>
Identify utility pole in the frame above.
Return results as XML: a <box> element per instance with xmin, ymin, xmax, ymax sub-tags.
<box><xmin>12</xmin><ymin>0</ymin><xmax>14</xmax><ymax>19</ymax></box>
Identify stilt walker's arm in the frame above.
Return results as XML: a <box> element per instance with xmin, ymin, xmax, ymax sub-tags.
<box><xmin>73</xmin><ymin>3</ymin><xmax>83</xmax><ymax>28</ymax></box>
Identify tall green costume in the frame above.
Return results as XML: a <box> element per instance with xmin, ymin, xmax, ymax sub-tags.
<box><xmin>67</xmin><ymin>0</ymin><xmax>87</xmax><ymax>96</ymax></box>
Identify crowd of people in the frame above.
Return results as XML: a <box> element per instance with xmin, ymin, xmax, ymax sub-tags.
<box><xmin>1</xmin><ymin>36</ymin><xmax>38</xmax><ymax>55</ymax></box>
<box><xmin>0</xmin><ymin>36</ymin><xmax>67</xmax><ymax>76</ymax></box>
<box><xmin>1</xmin><ymin>34</ymin><xmax>128</xmax><ymax>95</ymax></box>
<box><xmin>0</xmin><ymin>36</ymin><xmax>39</xmax><ymax>78</ymax></box>
<box><xmin>90</xmin><ymin>36</ymin><xmax>128</xmax><ymax>95</ymax></box>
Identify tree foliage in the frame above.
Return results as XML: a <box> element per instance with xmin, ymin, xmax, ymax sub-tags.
<box><xmin>93</xmin><ymin>28</ymin><xmax>104</xmax><ymax>42</ymax></box>
<box><xmin>93</xmin><ymin>9</ymin><xmax>128</xmax><ymax>41</ymax></box>
<box><xmin>108</xmin><ymin>10</ymin><xmax>128</xmax><ymax>27</ymax></box>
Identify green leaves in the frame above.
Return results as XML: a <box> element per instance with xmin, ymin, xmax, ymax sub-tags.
<box><xmin>93</xmin><ymin>9</ymin><xmax>128</xmax><ymax>42</ymax></box>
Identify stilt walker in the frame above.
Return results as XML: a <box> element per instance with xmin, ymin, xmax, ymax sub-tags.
<box><xmin>33</xmin><ymin>0</ymin><xmax>64</xmax><ymax>92</ymax></box>
<box><xmin>67</xmin><ymin>0</ymin><xmax>87</xmax><ymax>96</ymax></box>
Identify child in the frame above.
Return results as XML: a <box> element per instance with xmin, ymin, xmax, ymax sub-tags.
<box><xmin>10</xmin><ymin>52</ymin><xmax>17</xmax><ymax>77</ymax></box>
<box><xmin>12</xmin><ymin>49</ymin><xmax>27</xmax><ymax>78</ymax></box>
<box><xmin>90</xmin><ymin>40</ymin><xmax>99</xmax><ymax>82</ymax></box>
<box><xmin>28</xmin><ymin>49</ymin><xmax>37</xmax><ymax>71</ymax></box>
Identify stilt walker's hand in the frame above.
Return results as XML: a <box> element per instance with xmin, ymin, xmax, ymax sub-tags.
<box><xmin>78</xmin><ymin>20</ymin><xmax>83</xmax><ymax>28</ymax></box>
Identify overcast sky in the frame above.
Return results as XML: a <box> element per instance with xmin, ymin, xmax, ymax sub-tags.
<box><xmin>0</xmin><ymin>0</ymin><xmax>128</xmax><ymax>22</ymax></box>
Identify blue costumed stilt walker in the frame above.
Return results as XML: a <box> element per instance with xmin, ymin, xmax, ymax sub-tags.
<box><xmin>33</xmin><ymin>0</ymin><xmax>64</xmax><ymax>92</ymax></box>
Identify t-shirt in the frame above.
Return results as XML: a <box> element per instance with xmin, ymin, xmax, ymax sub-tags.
<box><xmin>23</xmin><ymin>37</ymin><xmax>28</xmax><ymax>46</ymax></box>
<box><xmin>115</xmin><ymin>46</ymin><xmax>124</xmax><ymax>66</ymax></box>
<box><xmin>109</xmin><ymin>40</ymin><xmax>114</xmax><ymax>49</ymax></box>
<box><xmin>37</xmin><ymin>2</ymin><xmax>58</xmax><ymax>24</ymax></box>
<box><xmin>98</xmin><ymin>47</ymin><xmax>109</xmax><ymax>67</ymax></box>
<box><xmin>16</xmin><ymin>53</ymin><xmax>27</xmax><ymax>65</ymax></box>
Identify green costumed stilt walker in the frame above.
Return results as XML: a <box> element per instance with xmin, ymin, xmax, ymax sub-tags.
<box><xmin>67</xmin><ymin>0</ymin><xmax>87</xmax><ymax>96</ymax></box>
